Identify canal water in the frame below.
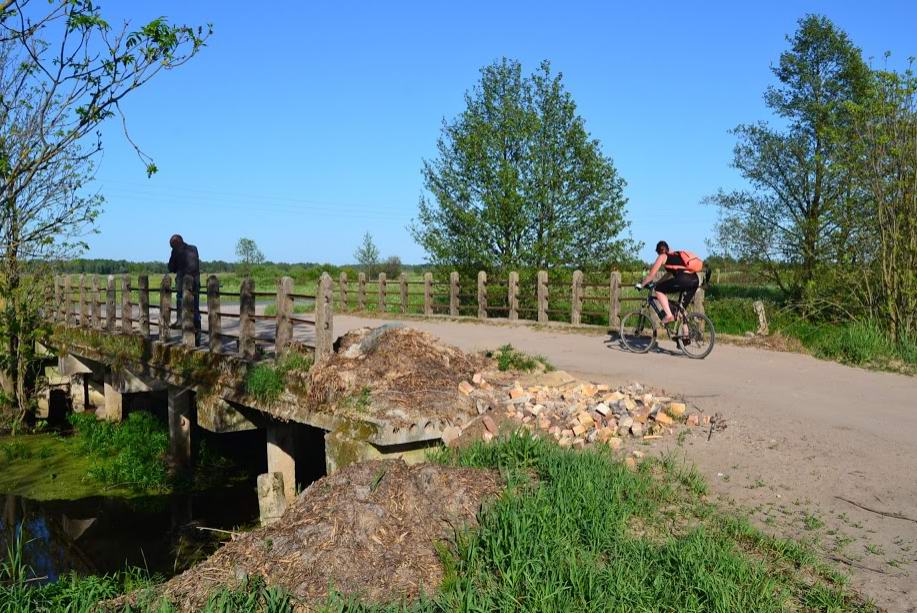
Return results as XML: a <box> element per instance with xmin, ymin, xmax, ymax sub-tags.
<box><xmin>0</xmin><ymin>485</ymin><xmax>258</xmax><ymax>582</ymax></box>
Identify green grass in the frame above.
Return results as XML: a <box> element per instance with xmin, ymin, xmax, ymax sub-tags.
<box><xmin>0</xmin><ymin>432</ymin><xmax>139</xmax><ymax>500</ymax></box>
<box><xmin>69</xmin><ymin>412</ymin><xmax>170</xmax><ymax>491</ymax></box>
<box><xmin>1</xmin><ymin>434</ymin><xmax>873</xmax><ymax>612</ymax></box>
<box><xmin>419</xmin><ymin>433</ymin><xmax>870</xmax><ymax>612</ymax></box>
<box><xmin>487</xmin><ymin>344</ymin><xmax>555</xmax><ymax>372</ymax></box>
<box><xmin>243</xmin><ymin>351</ymin><xmax>314</xmax><ymax>404</ymax></box>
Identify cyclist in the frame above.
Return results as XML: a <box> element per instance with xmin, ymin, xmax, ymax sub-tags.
<box><xmin>635</xmin><ymin>241</ymin><xmax>700</xmax><ymax>326</ymax></box>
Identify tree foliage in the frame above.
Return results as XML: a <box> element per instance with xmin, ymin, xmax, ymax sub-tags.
<box><xmin>353</xmin><ymin>232</ymin><xmax>380</xmax><ymax>276</ymax></box>
<box><xmin>706</xmin><ymin>15</ymin><xmax>871</xmax><ymax>296</ymax></box>
<box><xmin>412</xmin><ymin>59</ymin><xmax>635</xmax><ymax>271</ymax></box>
<box><xmin>235</xmin><ymin>237</ymin><xmax>265</xmax><ymax>274</ymax></box>
<box><xmin>0</xmin><ymin>1</ymin><xmax>209</xmax><ymax>427</ymax></box>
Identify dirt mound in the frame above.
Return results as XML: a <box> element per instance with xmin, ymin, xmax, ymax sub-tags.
<box><xmin>145</xmin><ymin>460</ymin><xmax>501</xmax><ymax>610</ymax></box>
<box><xmin>308</xmin><ymin>325</ymin><xmax>488</xmax><ymax>427</ymax></box>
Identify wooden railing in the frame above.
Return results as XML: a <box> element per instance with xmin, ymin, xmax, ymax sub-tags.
<box><xmin>330</xmin><ymin>270</ymin><xmax>706</xmax><ymax>328</ymax></box>
<box><xmin>50</xmin><ymin>273</ymin><xmax>334</xmax><ymax>361</ymax></box>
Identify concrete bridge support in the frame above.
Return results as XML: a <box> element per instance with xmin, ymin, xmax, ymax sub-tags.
<box><xmin>266</xmin><ymin>423</ymin><xmax>297</xmax><ymax>503</ymax></box>
<box><xmin>103</xmin><ymin>372</ymin><xmax>123</xmax><ymax>422</ymax></box>
<box><xmin>168</xmin><ymin>387</ymin><xmax>194</xmax><ymax>469</ymax></box>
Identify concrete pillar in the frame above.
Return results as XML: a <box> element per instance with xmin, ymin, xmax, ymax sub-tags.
<box><xmin>477</xmin><ymin>271</ymin><xmax>487</xmax><ymax>319</ymax></box>
<box><xmin>275</xmin><ymin>276</ymin><xmax>293</xmax><ymax>352</ymax></box>
<box><xmin>449</xmin><ymin>271</ymin><xmax>459</xmax><ymax>317</ymax></box>
<box><xmin>70</xmin><ymin>374</ymin><xmax>88</xmax><ymax>413</ymax></box>
<box><xmin>537</xmin><ymin>270</ymin><xmax>548</xmax><ymax>323</ymax></box>
<box><xmin>571</xmin><ymin>270</ymin><xmax>583</xmax><ymax>325</ymax></box>
<box><xmin>181</xmin><ymin>275</ymin><xmax>196</xmax><ymax>347</ymax></box>
<box><xmin>257</xmin><ymin>472</ymin><xmax>288</xmax><ymax>526</ymax></box>
<box><xmin>121</xmin><ymin>274</ymin><xmax>132</xmax><ymax>333</ymax></box>
<box><xmin>207</xmin><ymin>275</ymin><xmax>221</xmax><ymax>352</ymax></box>
<box><xmin>399</xmin><ymin>273</ymin><xmax>408</xmax><ymax>314</ymax></box>
<box><xmin>339</xmin><ymin>272</ymin><xmax>348</xmax><ymax>311</ymax></box>
<box><xmin>103</xmin><ymin>372</ymin><xmax>123</xmax><ymax>422</ymax></box>
<box><xmin>423</xmin><ymin>272</ymin><xmax>432</xmax><ymax>315</ymax></box>
<box><xmin>357</xmin><ymin>272</ymin><xmax>366</xmax><ymax>310</ymax></box>
<box><xmin>78</xmin><ymin>275</ymin><xmax>87</xmax><ymax>327</ymax></box>
<box><xmin>168</xmin><ymin>386</ymin><xmax>193</xmax><ymax>469</ymax></box>
<box><xmin>106</xmin><ymin>275</ymin><xmax>116</xmax><ymax>333</ymax></box>
<box><xmin>609</xmin><ymin>271</ymin><xmax>621</xmax><ymax>329</ymax></box>
<box><xmin>239</xmin><ymin>278</ymin><xmax>257</xmax><ymax>360</ymax></box>
<box><xmin>266</xmin><ymin>424</ymin><xmax>296</xmax><ymax>503</ymax></box>
<box><xmin>159</xmin><ymin>274</ymin><xmax>172</xmax><ymax>342</ymax></box>
<box><xmin>508</xmin><ymin>271</ymin><xmax>519</xmax><ymax>321</ymax></box>
<box><xmin>91</xmin><ymin>276</ymin><xmax>102</xmax><ymax>330</ymax></box>
<box><xmin>314</xmin><ymin>273</ymin><xmax>334</xmax><ymax>361</ymax></box>
<box><xmin>377</xmin><ymin>273</ymin><xmax>386</xmax><ymax>312</ymax></box>
<box><xmin>138</xmin><ymin>275</ymin><xmax>150</xmax><ymax>338</ymax></box>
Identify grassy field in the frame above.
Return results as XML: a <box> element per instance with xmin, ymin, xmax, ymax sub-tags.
<box><xmin>1</xmin><ymin>433</ymin><xmax>873</xmax><ymax>611</ymax></box>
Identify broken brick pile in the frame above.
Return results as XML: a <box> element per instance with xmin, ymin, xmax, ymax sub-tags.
<box><xmin>449</xmin><ymin>374</ymin><xmax>709</xmax><ymax>450</ymax></box>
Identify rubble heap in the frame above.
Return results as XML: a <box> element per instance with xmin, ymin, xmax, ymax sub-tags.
<box><xmin>449</xmin><ymin>374</ymin><xmax>709</xmax><ymax>449</ymax></box>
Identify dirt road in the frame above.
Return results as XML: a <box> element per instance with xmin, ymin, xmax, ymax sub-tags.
<box><xmin>336</xmin><ymin>315</ymin><xmax>917</xmax><ymax>612</ymax></box>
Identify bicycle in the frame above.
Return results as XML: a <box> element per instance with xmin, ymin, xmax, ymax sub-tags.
<box><xmin>619</xmin><ymin>282</ymin><xmax>716</xmax><ymax>359</ymax></box>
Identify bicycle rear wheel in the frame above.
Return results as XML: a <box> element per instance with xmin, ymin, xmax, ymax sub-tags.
<box><xmin>677</xmin><ymin>312</ymin><xmax>716</xmax><ymax>359</ymax></box>
<box><xmin>620</xmin><ymin>310</ymin><xmax>657</xmax><ymax>353</ymax></box>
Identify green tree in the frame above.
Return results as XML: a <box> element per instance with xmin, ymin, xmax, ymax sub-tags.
<box><xmin>354</xmin><ymin>232</ymin><xmax>380</xmax><ymax>277</ymax></box>
<box><xmin>235</xmin><ymin>237</ymin><xmax>265</xmax><ymax>275</ymax></box>
<box><xmin>412</xmin><ymin>59</ymin><xmax>635</xmax><ymax>271</ymax></box>
<box><xmin>0</xmin><ymin>1</ymin><xmax>209</xmax><ymax>427</ymax></box>
<box><xmin>843</xmin><ymin>63</ymin><xmax>917</xmax><ymax>341</ymax></box>
<box><xmin>706</xmin><ymin>15</ymin><xmax>871</xmax><ymax>296</ymax></box>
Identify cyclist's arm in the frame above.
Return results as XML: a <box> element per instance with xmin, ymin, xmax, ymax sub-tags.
<box><xmin>639</xmin><ymin>254</ymin><xmax>667</xmax><ymax>287</ymax></box>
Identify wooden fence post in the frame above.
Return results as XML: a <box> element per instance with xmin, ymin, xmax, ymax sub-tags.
<box><xmin>181</xmin><ymin>275</ymin><xmax>196</xmax><ymax>347</ymax></box>
<box><xmin>537</xmin><ymin>270</ymin><xmax>548</xmax><ymax>323</ymax></box>
<box><xmin>54</xmin><ymin>277</ymin><xmax>63</xmax><ymax>322</ymax></box>
<box><xmin>357</xmin><ymin>272</ymin><xmax>366</xmax><ymax>310</ymax></box>
<box><xmin>477</xmin><ymin>271</ymin><xmax>487</xmax><ymax>319</ymax></box>
<box><xmin>692</xmin><ymin>286</ymin><xmax>705</xmax><ymax>326</ymax></box>
<box><xmin>78</xmin><ymin>275</ymin><xmax>87</xmax><ymax>327</ymax></box>
<box><xmin>121</xmin><ymin>274</ymin><xmax>132</xmax><ymax>333</ymax></box>
<box><xmin>63</xmin><ymin>276</ymin><xmax>73</xmax><ymax>324</ymax></box>
<box><xmin>339</xmin><ymin>272</ymin><xmax>348</xmax><ymax>311</ymax></box>
<box><xmin>423</xmin><ymin>272</ymin><xmax>433</xmax><ymax>316</ymax></box>
<box><xmin>508</xmin><ymin>271</ymin><xmax>519</xmax><ymax>321</ymax></box>
<box><xmin>239</xmin><ymin>278</ymin><xmax>257</xmax><ymax>360</ymax></box>
<box><xmin>275</xmin><ymin>276</ymin><xmax>294</xmax><ymax>353</ymax></box>
<box><xmin>314</xmin><ymin>273</ymin><xmax>333</xmax><ymax>361</ymax></box>
<box><xmin>106</xmin><ymin>275</ymin><xmax>116</xmax><ymax>333</ymax></box>
<box><xmin>571</xmin><ymin>270</ymin><xmax>583</xmax><ymax>325</ymax></box>
<box><xmin>91</xmin><ymin>276</ymin><xmax>102</xmax><ymax>330</ymax></box>
<box><xmin>609</xmin><ymin>271</ymin><xmax>621</xmax><ymax>329</ymax></box>
<box><xmin>449</xmin><ymin>271</ymin><xmax>459</xmax><ymax>317</ymax></box>
<box><xmin>207</xmin><ymin>276</ymin><xmax>221</xmax><ymax>352</ymax></box>
<box><xmin>138</xmin><ymin>275</ymin><xmax>150</xmax><ymax>338</ymax></box>
<box><xmin>400</xmin><ymin>273</ymin><xmax>408</xmax><ymax>314</ymax></box>
<box><xmin>377</xmin><ymin>273</ymin><xmax>386</xmax><ymax>312</ymax></box>
<box><xmin>159</xmin><ymin>275</ymin><xmax>171</xmax><ymax>342</ymax></box>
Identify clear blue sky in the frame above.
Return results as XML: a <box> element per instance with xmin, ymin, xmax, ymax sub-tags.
<box><xmin>85</xmin><ymin>1</ymin><xmax>917</xmax><ymax>264</ymax></box>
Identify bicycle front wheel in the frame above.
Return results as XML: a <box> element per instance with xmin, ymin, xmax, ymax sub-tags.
<box><xmin>677</xmin><ymin>312</ymin><xmax>716</xmax><ymax>359</ymax></box>
<box><xmin>620</xmin><ymin>310</ymin><xmax>657</xmax><ymax>353</ymax></box>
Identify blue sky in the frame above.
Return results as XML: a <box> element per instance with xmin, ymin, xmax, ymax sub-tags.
<box><xmin>85</xmin><ymin>1</ymin><xmax>917</xmax><ymax>264</ymax></box>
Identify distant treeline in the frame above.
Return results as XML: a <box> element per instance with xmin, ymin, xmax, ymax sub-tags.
<box><xmin>54</xmin><ymin>259</ymin><xmax>430</xmax><ymax>275</ymax></box>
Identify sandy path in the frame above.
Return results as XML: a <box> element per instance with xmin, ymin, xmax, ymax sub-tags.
<box><xmin>336</xmin><ymin>315</ymin><xmax>917</xmax><ymax>612</ymax></box>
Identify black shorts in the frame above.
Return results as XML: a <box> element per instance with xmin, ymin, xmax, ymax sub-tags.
<box><xmin>655</xmin><ymin>271</ymin><xmax>699</xmax><ymax>307</ymax></box>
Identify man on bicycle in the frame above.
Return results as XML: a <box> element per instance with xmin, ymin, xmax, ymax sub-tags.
<box><xmin>635</xmin><ymin>241</ymin><xmax>700</xmax><ymax>326</ymax></box>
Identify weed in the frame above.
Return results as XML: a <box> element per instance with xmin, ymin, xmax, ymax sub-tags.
<box><xmin>244</xmin><ymin>351</ymin><xmax>314</xmax><ymax>404</ymax></box>
<box><xmin>487</xmin><ymin>344</ymin><xmax>554</xmax><ymax>372</ymax></box>
<box><xmin>803</xmin><ymin>513</ymin><xmax>825</xmax><ymax>530</ymax></box>
<box><xmin>864</xmin><ymin>543</ymin><xmax>884</xmax><ymax>556</ymax></box>
<box><xmin>69</xmin><ymin>412</ymin><xmax>170</xmax><ymax>491</ymax></box>
<box><xmin>342</xmin><ymin>386</ymin><xmax>372</xmax><ymax>414</ymax></box>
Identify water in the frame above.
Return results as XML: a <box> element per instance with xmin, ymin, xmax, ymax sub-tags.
<box><xmin>0</xmin><ymin>486</ymin><xmax>258</xmax><ymax>582</ymax></box>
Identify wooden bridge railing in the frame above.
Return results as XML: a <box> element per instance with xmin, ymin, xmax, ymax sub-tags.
<box><xmin>50</xmin><ymin>273</ymin><xmax>334</xmax><ymax>362</ymax></box>
<box><xmin>329</xmin><ymin>269</ymin><xmax>705</xmax><ymax>329</ymax></box>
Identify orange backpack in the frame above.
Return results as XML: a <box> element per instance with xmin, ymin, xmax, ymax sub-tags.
<box><xmin>667</xmin><ymin>250</ymin><xmax>703</xmax><ymax>273</ymax></box>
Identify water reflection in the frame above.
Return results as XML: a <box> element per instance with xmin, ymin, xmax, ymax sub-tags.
<box><xmin>0</xmin><ymin>487</ymin><xmax>257</xmax><ymax>582</ymax></box>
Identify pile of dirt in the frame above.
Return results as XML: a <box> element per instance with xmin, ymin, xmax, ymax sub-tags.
<box><xmin>307</xmin><ymin>325</ymin><xmax>488</xmax><ymax>427</ymax></box>
<box><xmin>129</xmin><ymin>460</ymin><xmax>501</xmax><ymax>610</ymax></box>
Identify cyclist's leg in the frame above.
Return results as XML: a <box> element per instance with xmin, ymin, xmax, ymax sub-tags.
<box><xmin>654</xmin><ymin>277</ymin><xmax>679</xmax><ymax>323</ymax></box>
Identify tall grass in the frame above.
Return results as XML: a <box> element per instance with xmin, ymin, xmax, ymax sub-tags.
<box><xmin>68</xmin><ymin>412</ymin><xmax>170</xmax><ymax>491</ymax></box>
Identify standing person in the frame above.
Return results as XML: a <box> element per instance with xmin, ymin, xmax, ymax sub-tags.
<box><xmin>168</xmin><ymin>234</ymin><xmax>201</xmax><ymax>330</ymax></box>
<box><xmin>636</xmin><ymin>240</ymin><xmax>701</xmax><ymax>331</ymax></box>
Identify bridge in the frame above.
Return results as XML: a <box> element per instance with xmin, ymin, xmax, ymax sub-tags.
<box><xmin>42</xmin><ymin>267</ymin><xmax>701</xmax><ymax>511</ymax></box>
